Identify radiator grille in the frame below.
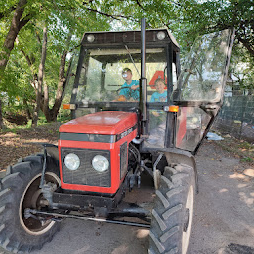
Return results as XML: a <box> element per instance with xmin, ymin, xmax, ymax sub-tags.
<box><xmin>62</xmin><ymin>148</ymin><xmax>111</xmax><ymax>187</ymax></box>
<box><xmin>120</xmin><ymin>142</ymin><xmax>128</xmax><ymax>179</ymax></box>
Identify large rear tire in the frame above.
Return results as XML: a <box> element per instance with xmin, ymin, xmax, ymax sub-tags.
<box><xmin>149</xmin><ymin>164</ymin><xmax>195</xmax><ymax>254</ymax></box>
<box><xmin>0</xmin><ymin>155</ymin><xmax>61</xmax><ymax>253</ymax></box>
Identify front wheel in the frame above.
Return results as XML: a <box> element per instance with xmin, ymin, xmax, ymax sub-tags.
<box><xmin>149</xmin><ymin>164</ymin><xmax>195</xmax><ymax>254</ymax></box>
<box><xmin>0</xmin><ymin>155</ymin><xmax>61</xmax><ymax>253</ymax></box>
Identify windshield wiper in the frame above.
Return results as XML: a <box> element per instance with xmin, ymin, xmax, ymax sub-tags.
<box><xmin>124</xmin><ymin>45</ymin><xmax>141</xmax><ymax>78</ymax></box>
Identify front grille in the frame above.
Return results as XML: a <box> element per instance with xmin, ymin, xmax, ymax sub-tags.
<box><xmin>62</xmin><ymin>148</ymin><xmax>111</xmax><ymax>187</ymax></box>
<box><xmin>120</xmin><ymin>142</ymin><xmax>128</xmax><ymax>179</ymax></box>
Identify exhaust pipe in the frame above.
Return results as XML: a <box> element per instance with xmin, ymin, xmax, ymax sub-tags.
<box><xmin>139</xmin><ymin>18</ymin><xmax>148</xmax><ymax>137</ymax></box>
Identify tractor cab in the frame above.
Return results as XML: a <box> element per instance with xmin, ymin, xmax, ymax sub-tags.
<box><xmin>66</xmin><ymin>27</ymin><xmax>234</xmax><ymax>154</ymax></box>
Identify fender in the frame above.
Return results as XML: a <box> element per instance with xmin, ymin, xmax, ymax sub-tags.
<box><xmin>165</xmin><ymin>148</ymin><xmax>198</xmax><ymax>193</ymax></box>
<box><xmin>147</xmin><ymin>147</ymin><xmax>198</xmax><ymax>193</ymax></box>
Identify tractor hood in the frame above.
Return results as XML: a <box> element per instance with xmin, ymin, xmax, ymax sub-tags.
<box><xmin>59</xmin><ymin>111</ymin><xmax>138</xmax><ymax>135</ymax></box>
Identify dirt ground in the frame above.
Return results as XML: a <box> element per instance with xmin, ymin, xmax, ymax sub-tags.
<box><xmin>0</xmin><ymin>123</ymin><xmax>60</xmax><ymax>173</ymax></box>
<box><xmin>0</xmin><ymin>123</ymin><xmax>253</xmax><ymax>254</ymax></box>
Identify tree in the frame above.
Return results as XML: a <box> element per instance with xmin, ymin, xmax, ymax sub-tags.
<box><xmin>183</xmin><ymin>0</ymin><xmax>254</xmax><ymax>91</ymax></box>
<box><xmin>0</xmin><ymin>0</ymin><xmax>113</xmax><ymax>127</ymax></box>
<box><xmin>0</xmin><ymin>0</ymin><xmax>30</xmax><ymax>71</ymax></box>
<box><xmin>32</xmin><ymin>25</ymin><xmax>47</xmax><ymax>127</ymax></box>
<box><xmin>134</xmin><ymin>0</ymin><xmax>254</xmax><ymax>91</ymax></box>
<box><xmin>0</xmin><ymin>0</ymin><xmax>30</xmax><ymax>128</ymax></box>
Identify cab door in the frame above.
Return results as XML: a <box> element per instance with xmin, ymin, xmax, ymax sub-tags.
<box><xmin>174</xmin><ymin>29</ymin><xmax>235</xmax><ymax>153</ymax></box>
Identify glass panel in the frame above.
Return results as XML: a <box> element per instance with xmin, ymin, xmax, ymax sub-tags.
<box><xmin>79</xmin><ymin>57</ymin><xmax>103</xmax><ymax>101</ymax></box>
<box><xmin>176</xmin><ymin>107</ymin><xmax>211</xmax><ymax>151</ymax></box>
<box><xmin>175</xmin><ymin>29</ymin><xmax>232</xmax><ymax>102</ymax></box>
<box><xmin>144</xmin><ymin>110</ymin><xmax>167</xmax><ymax>148</ymax></box>
<box><xmin>147</xmin><ymin>63</ymin><xmax>167</xmax><ymax>103</ymax></box>
<box><xmin>75</xmin><ymin>48</ymin><xmax>141</xmax><ymax>103</ymax></box>
<box><xmin>74</xmin><ymin>47</ymin><xmax>167</xmax><ymax>104</ymax></box>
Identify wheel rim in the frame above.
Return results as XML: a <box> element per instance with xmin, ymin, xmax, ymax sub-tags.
<box><xmin>19</xmin><ymin>172</ymin><xmax>60</xmax><ymax>235</ymax></box>
<box><xmin>182</xmin><ymin>185</ymin><xmax>194</xmax><ymax>254</ymax></box>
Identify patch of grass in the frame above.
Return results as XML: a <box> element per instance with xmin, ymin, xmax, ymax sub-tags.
<box><xmin>1</xmin><ymin>113</ymin><xmax>69</xmax><ymax>134</ymax></box>
<box><xmin>57</xmin><ymin>109</ymin><xmax>71</xmax><ymax>122</ymax></box>
<box><xmin>240</xmin><ymin>157</ymin><xmax>253</xmax><ymax>162</ymax></box>
<box><xmin>213</xmin><ymin>134</ymin><xmax>254</xmax><ymax>164</ymax></box>
<box><xmin>237</xmin><ymin>141</ymin><xmax>254</xmax><ymax>151</ymax></box>
<box><xmin>1</xmin><ymin>119</ymin><xmax>31</xmax><ymax>133</ymax></box>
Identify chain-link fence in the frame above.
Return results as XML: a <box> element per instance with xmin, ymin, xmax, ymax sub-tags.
<box><xmin>213</xmin><ymin>93</ymin><xmax>254</xmax><ymax>143</ymax></box>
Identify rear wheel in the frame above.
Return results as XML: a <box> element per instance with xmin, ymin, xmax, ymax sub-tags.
<box><xmin>149</xmin><ymin>164</ymin><xmax>195</xmax><ymax>254</ymax></box>
<box><xmin>0</xmin><ymin>155</ymin><xmax>60</xmax><ymax>253</ymax></box>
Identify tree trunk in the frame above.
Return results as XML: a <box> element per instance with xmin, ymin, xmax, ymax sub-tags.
<box><xmin>20</xmin><ymin>48</ymin><xmax>38</xmax><ymax>90</ymax></box>
<box><xmin>0</xmin><ymin>0</ymin><xmax>29</xmax><ymax>72</ymax></box>
<box><xmin>47</xmin><ymin>34</ymin><xmax>72</xmax><ymax>122</ymax></box>
<box><xmin>50</xmin><ymin>50</ymin><xmax>68</xmax><ymax>120</ymax></box>
<box><xmin>236</xmin><ymin>35</ymin><xmax>254</xmax><ymax>59</ymax></box>
<box><xmin>0</xmin><ymin>0</ymin><xmax>29</xmax><ymax>129</ymax></box>
<box><xmin>0</xmin><ymin>98</ymin><xmax>5</xmax><ymax>130</ymax></box>
<box><xmin>43</xmin><ymin>79</ymin><xmax>50</xmax><ymax>121</ymax></box>
<box><xmin>23</xmin><ymin>98</ymin><xmax>32</xmax><ymax>119</ymax></box>
<box><xmin>32</xmin><ymin>26</ymin><xmax>47</xmax><ymax>127</ymax></box>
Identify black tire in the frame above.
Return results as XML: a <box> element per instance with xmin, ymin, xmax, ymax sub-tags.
<box><xmin>0</xmin><ymin>155</ymin><xmax>61</xmax><ymax>253</ymax></box>
<box><xmin>149</xmin><ymin>164</ymin><xmax>195</xmax><ymax>254</ymax></box>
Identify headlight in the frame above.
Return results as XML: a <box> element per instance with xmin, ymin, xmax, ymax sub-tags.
<box><xmin>92</xmin><ymin>155</ymin><xmax>109</xmax><ymax>172</ymax></box>
<box><xmin>157</xmin><ymin>31</ymin><xmax>166</xmax><ymax>40</ymax></box>
<box><xmin>64</xmin><ymin>153</ymin><xmax>80</xmax><ymax>171</ymax></box>
<box><xmin>87</xmin><ymin>34</ymin><xmax>95</xmax><ymax>42</ymax></box>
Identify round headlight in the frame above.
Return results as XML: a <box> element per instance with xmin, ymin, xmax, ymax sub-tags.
<box><xmin>157</xmin><ymin>31</ymin><xmax>166</xmax><ymax>40</ymax></box>
<box><xmin>87</xmin><ymin>34</ymin><xmax>95</xmax><ymax>42</ymax></box>
<box><xmin>64</xmin><ymin>153</ymin><xmax>80</xmax><ymax>171</ymax></box>
<box><xmin>92</xmin><ymin>155</ymin><xmax>109</xmax><ymax>172</ymax></box>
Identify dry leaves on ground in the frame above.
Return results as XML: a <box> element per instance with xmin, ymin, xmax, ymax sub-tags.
<box><xmin>0</xmin><ymin>122</ymin><xmax>61</xmax><ymax>172</ymax></box>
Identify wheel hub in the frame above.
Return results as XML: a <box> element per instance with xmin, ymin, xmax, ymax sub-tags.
<box><xmin>20</xmin><ymin>172</ymin><xmax>60</xmax><ymax>235</ymax></box>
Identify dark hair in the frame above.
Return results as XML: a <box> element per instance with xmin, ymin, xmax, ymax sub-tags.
<box><xmin>122</xmin><ymin>68</ymin><xmax>132</xmax><ymax>74</ymax></box>
<box><xmin>155</xmin><ymin>78</ymin><xmax>165</xmax><ymax>85</ymax></box>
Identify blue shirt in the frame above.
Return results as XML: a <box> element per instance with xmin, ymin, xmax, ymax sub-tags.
<box><xmin>119</xmin><ymin>80</ymin><xmax>139</xmax><ymax>100</ymax></box>
<box><xmin>150</xmin><ymin>91</ymin><xmax>167</xmax><ymax>102</ymax></box>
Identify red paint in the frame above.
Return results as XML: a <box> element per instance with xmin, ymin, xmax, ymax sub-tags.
<box><xmin>60</xmin><ymin>111</ymin><xmax>137</xmax><ymax>135</ymax></box>
<box><xmin>176</xmin><ymin>107</ymin><xmax>187</xmax><ymax>147</ymax></box>
<box><xmin>58</xmin><ymin>111</ymin><xmax>138</xmax><ymax>194</ymax></box>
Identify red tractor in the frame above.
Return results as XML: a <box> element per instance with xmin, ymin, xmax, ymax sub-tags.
<box><xmin>0</xmin><ymin>19</ymin><xmax>234</xmax><ymax>254</ymax></box>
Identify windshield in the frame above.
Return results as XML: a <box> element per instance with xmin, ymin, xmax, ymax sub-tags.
<box><xmin>73</xmin><ymin>46</ymin><xmax>167</xmax><ymax>104</ymax></box>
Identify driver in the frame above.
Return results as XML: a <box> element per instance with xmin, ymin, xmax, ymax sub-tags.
<box><xmin>118</xmin><ymin>68</ymin><xmax>139</xmax><ymax>101</ymax></box>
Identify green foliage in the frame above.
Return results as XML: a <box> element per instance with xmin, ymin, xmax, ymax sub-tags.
<box><xmin>1</xmin><ymin>0</ymin><xmax>253</xmax><ymax>126</ymax></box>
<box><xmin>1</xmin><ymin>48</ymin><xmax>35</xmax><ymax>113</ymax></box>
<box><xmin>57</xmin><ymin>108</ymin><xmax>71</xmax><ymax>122</ymax></box>
<box><xmin>230</xmin><ymin>44</ymin><xmax>254</xmax><ymax>91</ymax></box>
<box><xmin>240</xmin><ymin>157</ymin><xmax>253</xmax><ymax>163</ymax></box>
<box><xmin>1</xmin><ymin>0</ymin><xmax>113</xmax><ymax>120</ymax></box>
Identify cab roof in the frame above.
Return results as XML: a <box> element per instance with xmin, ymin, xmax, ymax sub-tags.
<box><xmin>81</xmin><ymin>29</ymin><xmax>180</xmax><ymax>52</ymax></box>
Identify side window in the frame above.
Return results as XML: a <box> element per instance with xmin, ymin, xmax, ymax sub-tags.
<box><xmin>76</xmin><ymin>57</ymin><xmax>102</xmax><ymax>102</ymax></box>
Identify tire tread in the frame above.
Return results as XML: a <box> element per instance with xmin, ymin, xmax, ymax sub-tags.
<box><xmin>149</xmin><ymin>163</ymin><xmax>195</xmax><ymax>254</ymax></box>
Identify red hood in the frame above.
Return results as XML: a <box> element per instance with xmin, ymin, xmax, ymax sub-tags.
<box><xmin>59</xmin><ymin>111</ymin><xmax>138</xmax><ymax>135</ymax></box>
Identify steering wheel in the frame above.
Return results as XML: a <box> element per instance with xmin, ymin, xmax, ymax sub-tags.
<box><xmin>113</xmin><ymin>87</ymin><xmax>132</xmax><ymax>101</ymax></box>
<box><xmin>117</xmin><ymin>86</ymin><xmax>139</xmax><ymax>101</ymax></box>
